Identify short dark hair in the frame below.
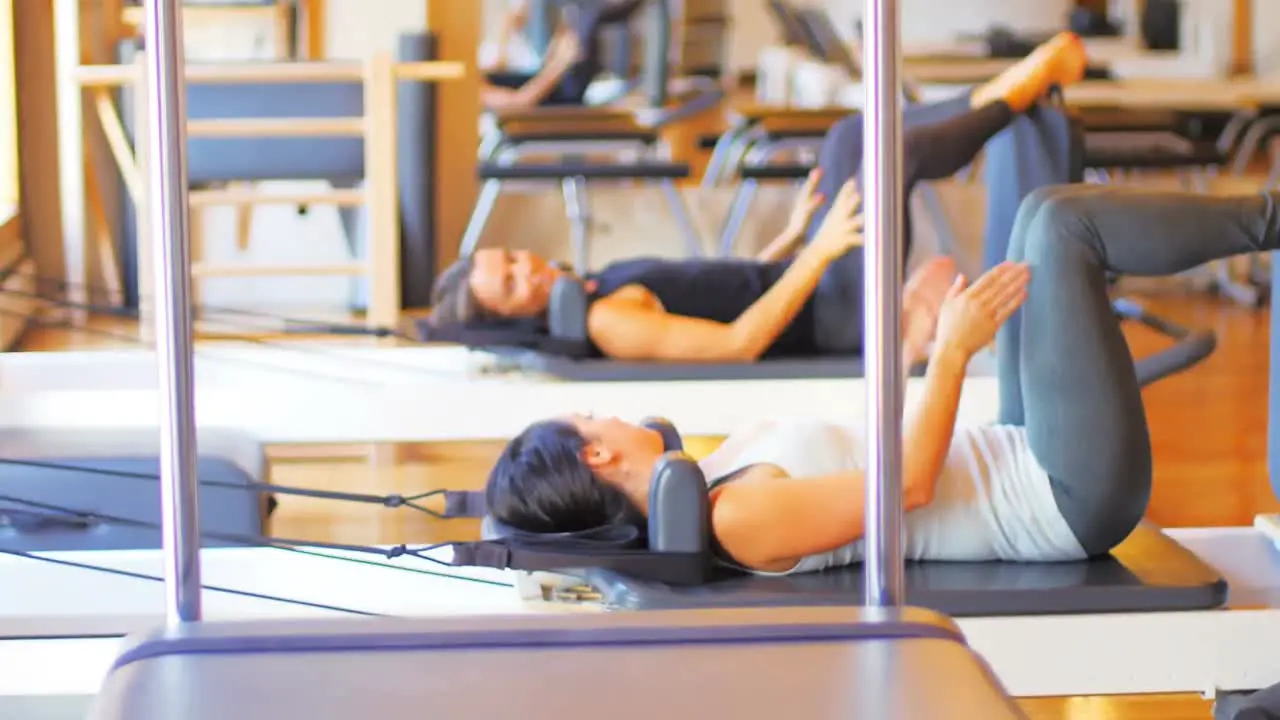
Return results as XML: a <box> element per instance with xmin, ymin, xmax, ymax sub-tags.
<box><xmin>485</xmin><ymin>420</ymin><xmax>643</xmax><ymax>535</ymax></box>
<box><xmin>429</xmin><ymin>256</ymin><xmax>490</xmax><ymax>327</ymax></box>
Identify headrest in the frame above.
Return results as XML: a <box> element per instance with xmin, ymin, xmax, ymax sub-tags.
<box><xmin>448</xmin><ymin>418</ymin><xmax>714</xmax><ymax>585</ymax></box>
<box><xmin>419</xmin><ymin>274</ymin><xmax>594</xmax><ymax>357</ymax></box>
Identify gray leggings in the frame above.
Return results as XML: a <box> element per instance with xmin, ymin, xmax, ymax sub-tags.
<box><xmin>998</xmin><ymin>184</ymin><xmax>1280</xmax><ymax>556</ymax></box>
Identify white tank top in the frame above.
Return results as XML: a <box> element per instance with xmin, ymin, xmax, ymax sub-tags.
<box><xmin>704</xmin><ymin>420</ymin><xmax>1086</xmax><ymax>575</ymax></box>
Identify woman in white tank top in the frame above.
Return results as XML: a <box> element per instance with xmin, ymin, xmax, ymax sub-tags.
<box><xmin>486</xmin><ymin>185</ymin><xmax>1273</xmax><ymax>573</ymax></box>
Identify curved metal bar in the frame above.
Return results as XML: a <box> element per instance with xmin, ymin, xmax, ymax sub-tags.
<box><xmin>141</xmin><ymin>0</ymin><xmax>203</xmax><ymax>623</ymax></box>
<box><xmin>860</xmin><ymin>0</ymin><xmax>906</xmax><ymax>607</ymax></box>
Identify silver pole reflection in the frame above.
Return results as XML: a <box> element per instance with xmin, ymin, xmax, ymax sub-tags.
<box><xmin>860</xmin><ymin>0</ymin><xmax>906</xmax><ymax>607</ymax></box>
<box><xmin>141</xmin><ymin>0</ymin><xmax>202</xmax><ymax>623</ymax></box>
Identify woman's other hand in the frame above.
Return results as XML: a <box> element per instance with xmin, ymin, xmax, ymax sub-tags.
<box><xmin>783</xmin><ymin>169</ymin><xmax>825</xmax><ymax>239</ymax></box>
<box><xmin>934</xmin><ymin>261</ymin><xmax>1030</xmax><ymax>359</ymax></box>
<box><xmin>809</xmin><ymin>180</ymin><xmax>864</xmax><ymax>261</ymax></box>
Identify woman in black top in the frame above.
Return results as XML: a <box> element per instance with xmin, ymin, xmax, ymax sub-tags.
<box><xmin>482</xmin><ymin>0</ymin><xmax>647</xmax><ymax>111</ymax></box>
<box><xmin>437</xmin><ymin>32</ymin><xmax>1088</xmax><ymax>362</ymax></box>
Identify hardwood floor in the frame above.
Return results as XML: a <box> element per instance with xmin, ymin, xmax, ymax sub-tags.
<box><xmin>15</xmin><ymin>288</ymin><xmax>1272</xmax><ymax>719</ymax></box>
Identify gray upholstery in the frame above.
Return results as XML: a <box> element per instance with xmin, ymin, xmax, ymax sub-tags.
<box><xmin>88</xmin><ymin>607</ymin><xmax>1025</xmax><ymax>720</ymax></box>
<box><xmin>0</xmin><ymin>427</ymin><xmax>268</xmax><ymax>552</ymax></box>
<box><xmin>586</xmin><ymin>524</ymin><xmax>1227</xmax><ymax>615</ymax></box>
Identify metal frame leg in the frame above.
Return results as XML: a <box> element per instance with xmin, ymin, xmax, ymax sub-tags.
<box><xmin>562</xmin><ymin>176</ymin><xmax>591</xmax><ymax>272</ymax></box>
<box><xmin>459</xmin><ymin>179</ymin><xmax>503</xmax><ymax>257</ymax></box>
<box><xmin>659</xmin><ymin>179</ymin><xmax>705</xmax><ymax>257</ymax></box>
<box><xmin>716</xmin><ymin>179</ymin><xmax>759</xmax><ymax>257</ymax></box>
<box><xmin>702</xmin><ymin>123</ymin><xmax>752</xmax><ymax>189</ymax></box>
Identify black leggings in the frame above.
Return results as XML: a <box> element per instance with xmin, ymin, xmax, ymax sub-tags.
<box><xmin>811</xmin><ymin>94</ymin><xmax>1016</xmax><ymax>353</ymax></box>
<box><xmin>999</xmin><ymin>185</ymin><xmax>1280</xmax><ymax>555</ymax></box>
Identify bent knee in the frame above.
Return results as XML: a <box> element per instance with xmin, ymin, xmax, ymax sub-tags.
<box><xmin>1022</xmin><ymin>192</ymin><xmax>1106</xmax><ymax>263</ymax></box>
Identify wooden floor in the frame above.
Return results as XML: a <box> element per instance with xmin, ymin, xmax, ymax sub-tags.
<box><xmin>16</xmin><ymin>288</ymin><xmax>1274</xmax><ymax>719</ymax></box>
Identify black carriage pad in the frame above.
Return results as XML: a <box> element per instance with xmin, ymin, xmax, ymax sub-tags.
<box><xmin>505</xmin><ymin>349</ymin><xmax>870</xmax><ymax>381</ymax></box>
<box><xmin>584</xmin><ymin>523</ymin><xmax>1228</xmax><ymax>616</ymax></box>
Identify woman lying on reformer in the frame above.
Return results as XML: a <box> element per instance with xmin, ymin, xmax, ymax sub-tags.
<box><xmin>481</xmin><ymin>0</ymin><xmax>648</xmax><ymax>112</ymax></box>
<box><xmin>431</xmin><ymin>32</ymin><xmax>1089</xmax><ymax>362</ymax></box>
<box><xmin>485</xmin><ymin>184</ymin><xmax>1280</xmax><ymax>572</ymax></box>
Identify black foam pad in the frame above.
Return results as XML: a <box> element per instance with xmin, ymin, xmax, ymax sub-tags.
<box><xmin>740</xmin><ymin>164</ymin><xmax>814</xmax><ymax>181</ymax></box>
<box><xmin>478</xmin><ymin>162</ymin><xmax>691</xmax><ymax>181</ymax></box>
<box><xmin>645</xmin><ymin>454</ymin><xmax>710</xmax><ymax>556</ymax></box>
<box><xmin>585</xmin><ymin>523</ymin><xmax>1228</xmax><ymax>616</ymax></box>
<box><xmin>639</xmin><ymin>417</ymin><xmax>683</xmax><ymax>452</ymax></box>
<box><xmin>548</xmin><ymin>277</ymin><xmax>589</xmax><ymax>343</ymax></box>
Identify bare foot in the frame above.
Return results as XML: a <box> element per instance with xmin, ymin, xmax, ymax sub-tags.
<box><xmin>903</xmin><ymin>256</ymin><xmax>960</xmax><ymax>355</ymax></box>
<box><xmin>979</xmin><ymin>32</ymin><xmax>1088</xmax><ymax>112</ymax></box>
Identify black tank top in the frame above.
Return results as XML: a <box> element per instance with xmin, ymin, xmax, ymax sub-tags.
<box><xmin>586</xmin><ymin>257</ymin><xmax>819</xmax><ymax>357</ymax></box>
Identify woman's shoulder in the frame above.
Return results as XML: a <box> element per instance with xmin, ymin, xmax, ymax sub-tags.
<box><xmin>730</xmin><ymin>420</ymin><xmax>863</xmax><ymax>477</ymax></box>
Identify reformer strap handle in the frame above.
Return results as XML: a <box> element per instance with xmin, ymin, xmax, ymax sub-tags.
<box><xmin>442</xmin><ymin>491</ymin><xmax>487</xmax><ymax>519</ymax></box>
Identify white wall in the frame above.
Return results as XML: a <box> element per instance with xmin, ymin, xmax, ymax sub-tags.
<box><xmin>830</xmin><ymin>0</ymin><xmax>1075</xmax><ymax>49</ymax></box>
<box><xmin>1253</xmin><ymin>0</ymin><xmax>1280</xmax><ymax>77</ymax></box>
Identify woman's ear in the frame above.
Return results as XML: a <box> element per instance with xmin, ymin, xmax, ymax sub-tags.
<box><xmin>581</xmin><ymin>440</ymin><xmax>616</xmax><ymax>471</ymax></box>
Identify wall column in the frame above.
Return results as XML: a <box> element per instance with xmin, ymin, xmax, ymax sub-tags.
<box><xmin>424</xmin><ymin>0</ymin><xmax>479</xmax><ymax>297</ymax></box>
<box><xmin>13</xmin><ymin>0</ymin><xmax>66</xmax><ymax>293</ymax></box>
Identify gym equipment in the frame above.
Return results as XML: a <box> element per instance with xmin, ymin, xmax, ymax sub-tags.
<box><xmin>0</xmin><ymin>428</ymin><xmax>270</xmax><ymax>552</ymax></box>
<box><xmin>111</xmin><ymin>34</ymin><xmax>440</xmax><ymax>312</ymax></box>
<box><xmin>468</xmin><ymin>2</ymin><xmax>721</xmax><ymax>269</ymax></box>
<box><xmin>68</xmin><ymin>3</ymin><xmax>1023</xmax><ymax>717</ymax></box>
<box><xmin>414</xmin><ymin>258</ymin><xmax>1213</xmax><ymax>382</ymax></box>
<box><xmin>463</xmin><ymin>158</ymin><xmax>703</xmax><ymax>273</ymax></box>
<box><xmin>431</xmin><ymin>418</ymin><xmax>1225</xmax><ymax>615</ymax></box>
<box><xmin>87</xmin><ymin>608</ymin><xmax>1025</xmax><ymax>720</ymax></box>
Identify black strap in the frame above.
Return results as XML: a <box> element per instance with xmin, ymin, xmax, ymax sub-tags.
<box><xmin>450</xmin><ymin>540</ymin><xmax>711</xmax><ymax>586</ymax></box>
<box><xmin>0</xmin><ymin>458</ymin><xmax>477</xmax><ymax>519</ymax></box>
<box><xmin>444</xmin><ymin>491</ymin><xmax>487</xmax><ymax>518</ymax></box>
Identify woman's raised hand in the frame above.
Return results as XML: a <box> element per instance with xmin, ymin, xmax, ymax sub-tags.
<box><xmin>783</xmin><ymin>169</ymin><xmax>825</xmax><ymax>238</ymax></box>
<box><xmin>934</xmin><ymin>261</ymin><xmax>1030</xmax><ymax>359</ymax></box>
<box><xmin>810</xmin><ymin>180</ymin><xmax>864</xmax><ymax>260</ymax></box>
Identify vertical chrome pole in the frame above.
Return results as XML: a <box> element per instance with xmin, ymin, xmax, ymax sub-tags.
<box><xmin>142</xmin><ymin>0</ymin><xmax>202</xmax><ymax>623</ymax></box>
<box><xmin>861</xmin><ymin>0</ymin><xmax>906</xmax><ymax>607</ymax></box>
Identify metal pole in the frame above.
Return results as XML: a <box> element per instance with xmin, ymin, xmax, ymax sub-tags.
<box><xmin>860</xmin><ymin>0</ymin><xmax>906</xmax><ymax>607</ymax></box>
<box><xmin>141</xmin><ymin>0</ymin><xmax>202</xmax><ymax>623</ymax></box>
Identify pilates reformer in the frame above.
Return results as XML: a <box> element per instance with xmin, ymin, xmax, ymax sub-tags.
<box><xmin>465</xmin><ymin>0</ymin><xmax>723</xmax><ymax>271</ymax></box>
<box><xmin>47</xmin><ymin>2</ymin><xmax>1025</xmax><ymax>718</ymax></box>
<box><xmin>414</xmin><ymin>272</ymin><xmax>1213</xmax><ymax>383</ymax></box>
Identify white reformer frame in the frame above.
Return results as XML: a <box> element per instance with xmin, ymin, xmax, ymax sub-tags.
<box><xmin>2</xmin><ymin>522</ymin><xmax>1280</xmax><ymax>700</ymax></box>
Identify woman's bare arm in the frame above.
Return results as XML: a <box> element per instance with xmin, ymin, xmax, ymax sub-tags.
<box><xmin>707</xmin><ymin>348</ymin><xmax>969</xmax><ymax>572</ymax></box>
<box><xmin>587</xmin><ymin>247</ymin><xmax>833</xmax><ymax>362</ymax></box>
<box><xmin>754</xmin><ymin>228</ymin><xmax>804</xmax><ymax>263</ymax></box>
<box><xmin>587</xmin><ymin>181</ymin><xmax>864</xmax><ymax>362</ymax></box>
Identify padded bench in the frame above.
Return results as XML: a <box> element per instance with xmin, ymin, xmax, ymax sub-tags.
<box><xmin>460</xmin><ymin>161</ymin><xmax>702</xmax><ymax>273</ymax></box>
<box><xmin>1084</xmin><ymin>131</ymin><xmax>1228</xmax><ymax>171</ymax></box>
<box><xmin>585</xmin><ymin>523</ymin><xmax>1228</xmax><ymax>615</ymax></box>
<box><xmin>0</xmin><ymin>427</ymin><xmax>270</xmax><ymax>552</ymax></box>
<box><xmin>89</xmin><ymin>607</ymin><xmax>1024</xmax><ymax>719</ymax></box>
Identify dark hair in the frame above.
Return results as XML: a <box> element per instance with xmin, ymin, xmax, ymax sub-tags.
<box><xmin>429</xmin><ymin>256</ymin><xmax>491</xmax><ymax>327</ymax></box>
<box><xmin>485</xmin><ymin>420</ymin><xmax>644</xmax><ymax>535</ymax></box>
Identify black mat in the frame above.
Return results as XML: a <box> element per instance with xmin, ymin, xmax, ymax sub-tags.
<box><xmin>505</xmin><ymin>349</ymin><xmax>869</xmax><ymax>381</ymax></box>
<box><xmin>586</xmin><ymin>524</ymin><xmax>1228</xmax><ymax>615</ymax></box>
